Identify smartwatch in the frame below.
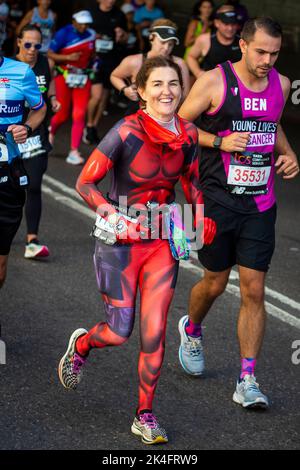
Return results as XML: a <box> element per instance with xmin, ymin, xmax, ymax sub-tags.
<box><xmin>23</xmin><ymin>124</ymin><xmax>33</xmax><ymax>137</ymax></box>
<box><xmin>213</xmin><ymin>136</ymin><xmax>223</xmax><ymax>149</ymax></box>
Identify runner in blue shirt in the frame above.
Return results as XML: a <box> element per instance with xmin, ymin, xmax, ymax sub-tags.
<box><xmin>0</xmin><ymin>55</ymin><xmax>46</xmax><ymax>290</ymax></box>
<box><xmin>134</xmin><ymin>0</ymin><xmax>164</xmax><ymax>51</ymax></box>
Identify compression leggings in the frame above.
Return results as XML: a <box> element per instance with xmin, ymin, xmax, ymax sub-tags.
<box><xmin>23</xmin><ymin>155</ymin><xmax>48</xmax><ymax>235</ymax></box>
<box><xmin>50</xmin><ymin>75</ymin><xmax>91</xmax><ymax>150</ymax></box>
<box><xmin>76</xmin><ymin>239</ymin><xmax>179</xmax><ymax>414</ymax></box>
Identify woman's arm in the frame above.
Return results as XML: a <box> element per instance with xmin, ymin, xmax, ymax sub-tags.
<box><xmin>184</xmin><ymin>19</ymin><xmax>198</xmax><ymax>48</ymax></box>
<box><xmin>76</xmin><ymin>127</ymin><xmax>123</xmax><ymax>217</ymax></box>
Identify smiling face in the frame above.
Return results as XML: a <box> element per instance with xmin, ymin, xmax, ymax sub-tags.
<box><xmin>138</xmin><ymin>66</ymin><xmax>182</xmax><ymax>121</ymax></box>
<box><xmin>240</xmin><ymin>29</ymin><xmax>281</xmax><ymax>78</ymax></box>
<box><xmin>215</xmin><ymin>19</ymin><xmax>238</xmax><ymax>40</ymax></box>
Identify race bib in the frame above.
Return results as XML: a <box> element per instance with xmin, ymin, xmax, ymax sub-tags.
<box><xmin>18</xmin><ymin>136</ymin><xmax>42</xmax><ymax>156</ymax></box>
<box><xmin>227</xmin><ymin>152</ymin><xmax>272</xmax><ymax>196</ymax></box>
<box><xmin>0</xmin><ymin>141</ymin><xmax>9</xmax><ymax>163</ymax></box>
<box><xmin>96</xmin><ymin>39</ymin><xmax>113</xmax><ymax>53</ymax></box>
<box><xmin>65</xmin><ymin>73</ymin><xmax>88</xmax><ymax>88</ymax></box>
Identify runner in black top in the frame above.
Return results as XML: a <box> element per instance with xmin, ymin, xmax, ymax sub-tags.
<box><xmin>186</xmin><ymin>5</ymin><xmax>241</xmax><ymax>78</ymax></box>
<box><xmin>178</xmin><ymin>17</ymin><xmax>299</xmax><ymax>409</ymax></box>
<box><xmin>84</xmin><ymin>0</ymin><xmax>128</xmax><ymax>145</ymax></box>
<box><xmin>16</xmin><ymin>24</ymin><xmax>60</xmax><ymax>259</ymax></box>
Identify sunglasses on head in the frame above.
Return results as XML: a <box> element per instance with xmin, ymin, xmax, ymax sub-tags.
<box><xmin>23</xmin><ymin>42</ymin><xmax>42</xmax><ymax>50</ymax></box>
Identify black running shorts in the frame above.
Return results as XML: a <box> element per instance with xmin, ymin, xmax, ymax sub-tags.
<box><xmin>198</xmin><ymin>197</ymin><xmax>277</xmax><ymax>272</ymax></box>
<box><xmin>92</xmin><ymin>58</ymin><xmax>121</xmax><ymax>89</ymax></box>
<box><xmin>0</xmin><ymin>165</ymin><xmax>26</xmax><ymax>255</ymax></box>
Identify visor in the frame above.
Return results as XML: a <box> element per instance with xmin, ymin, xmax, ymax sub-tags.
<box><xmin>150</xmin><ymin>26</ymin><xmax>179</xmax><ymax>45</ymax></box>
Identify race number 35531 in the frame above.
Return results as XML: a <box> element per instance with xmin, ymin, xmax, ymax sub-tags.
<box><xmin>227</xmin><ymin>165</ymin><xmax>271</xmax><ymax>186</ymax></box>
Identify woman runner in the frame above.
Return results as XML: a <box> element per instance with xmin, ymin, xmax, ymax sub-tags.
<box><xmin>58</xmin><ymin>57</ymin><xmax>216</xmax><ymax>444</ymax></box>
<box><xmin>48</xmin><ymin>10</ymin><xmax>95</xmax><ymax>165</ymax></box>
<box><xmin>17</xmin><ymin>0</ymin><xmax>56</xmax><ymax>54</ymax></box>
<box><xmin>16</xmin><ymin>24</ymin><xmax>60</xmax><ymax>259</ymax></box>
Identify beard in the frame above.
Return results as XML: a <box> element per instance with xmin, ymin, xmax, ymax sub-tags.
<box><xmin>246</xmin><ymin>59</ymin><xmax>271</xmax><ymax>79</ymax></box>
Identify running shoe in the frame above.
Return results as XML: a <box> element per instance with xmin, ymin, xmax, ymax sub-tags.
<box><xmin>131</xmin><ymin>412</ymin><xmax>168</xmax><ymax>445</ymax></box>
<box><xmin>233</xmin><ymin>375</ymin><xmax>269</xmax><ymax>409</ymax></box>
<box><xmin>66</xmin><ymin>150</ymin><xmax>85</xmax><ymax>165</ymax></box>
<box><xmin>24</xmin><ymin>240</ymin><xmax>50</xmax><ymax>259</ymax></box>
<box><xmin>58</xmin><ymin>328</ymin><xmax>88</xmax><ymax>390</ymax></box>
<box><xmin>83</xmin><ymin>126</ymin><xmax>99</xmax><ymax>145</ymax></box>
<box><xmin>178</xmin><ymin>315</ymin><xmax>205</xmax><ymax>376</ymax></box>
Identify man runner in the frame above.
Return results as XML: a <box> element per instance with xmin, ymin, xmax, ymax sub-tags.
<box><xmin>0</xmin><ymin>55</ymin><xmax>46</xmax><ymax>288</ymax></box>
<box><xmin>178</xmin><ymin>17</ymin><xmax>299</xmax><ymax>409</ymax></box>
<box><xmin>186</xmin><ymin>4</ymin><xmax>241</xmax><ymax>79</ymax></box>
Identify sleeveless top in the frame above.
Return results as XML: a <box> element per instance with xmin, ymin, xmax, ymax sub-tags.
<box><xmin>201</xmin><ymin>34</ymin><xmax>241</xmax><ymax>71</ymax></box>
<box><xmin>31</xmin><ymin>7</ymin><xmax>55</xmax><ymax>53</ymax></box>
<box><xmin>184</xmin><ymin>19</ymin><xmax>209</xmax><ymax>60</ymax></box>
<box><xmin>198</xmin><ymin>61</ymin><xmax>285</xmax><ymax>214</ymax></box>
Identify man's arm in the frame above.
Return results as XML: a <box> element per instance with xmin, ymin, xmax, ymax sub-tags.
<box><xmin>47</xmin><ymin>48</ymin><xmax>82</xmax><ymax>64</ymax></box>
<box><xmin>179</xmin><ymin>68</ymin><xmax>250</xmax><ymax>152</ymax></box>
<box><xmin>25</xmin><ymin>103</ymin><xmax>47</xmax><ymax>131</ymax></box>
<box><xmin>275</xmin><ymin>75</ymin><xmax>299</xmax><ymax>179</ymax></box>
<box><xmin>8</xmin><ymin>103</ymin><xmax>47</xmax><ymax>144</ymax></box>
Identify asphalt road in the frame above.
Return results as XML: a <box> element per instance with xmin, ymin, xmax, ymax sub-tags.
<box><xmin>0</xmin><ymin>105</ymin><xmax>299</xmax><ymax>451</ymax></box>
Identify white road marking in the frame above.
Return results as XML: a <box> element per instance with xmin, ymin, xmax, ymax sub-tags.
<box><xmin>42</xmin><ymin>178</ymin><xmax>300</xmax><ymax>330</ymax></box>
<box><xmin>43</xmin><ymin>174</ymin><xmax>81</xmax><ymax>200</ymax></box>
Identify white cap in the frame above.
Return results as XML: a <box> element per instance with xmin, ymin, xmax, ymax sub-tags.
<box><xmin>121</xmin><ymin>4</ymin><xmax>135</xmax><ymax>15</ymax></box>
<box><xmin>72</xmin><ymin>10</ymin><xmax>93</xmax><ymax>24</ymax></box>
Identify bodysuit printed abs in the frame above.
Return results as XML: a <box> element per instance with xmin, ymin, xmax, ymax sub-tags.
<box><xmin>76</xmin><ymin>110</ymin><xmax>203</xmax><ymax>413</ymax></box>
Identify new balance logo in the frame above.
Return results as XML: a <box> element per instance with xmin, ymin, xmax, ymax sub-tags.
<box><xmin>231</xmin><ymin>186</ymin><xmax>246</xmax><ymax>194</ymax></box>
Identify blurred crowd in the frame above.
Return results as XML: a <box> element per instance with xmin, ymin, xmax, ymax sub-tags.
<box><xmin>0</xmin><ymin>0</ymin><xmax>251</xmax><ymax>161</ymax></box>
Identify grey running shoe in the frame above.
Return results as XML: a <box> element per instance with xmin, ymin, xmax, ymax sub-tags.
<box><xmin>58</xmin><ymin>328</ymin><xmax>88</xmax><ymax>390</ymax></box>
<box><xmin>233</xmin><ymin>375</ymin><xmax>269</xmax><ymax>409</ymax></box>
<box><xmin>131</xmin><ymin>413</ymin><xmax>168</xmax><ymax>445</ymax></box>
<box><xmin>178</xmin><ymin>315</ymin><xmax>204</xmax><ymax>376</ymax></box>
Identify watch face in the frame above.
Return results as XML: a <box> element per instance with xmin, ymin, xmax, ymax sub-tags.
<box><xmin>214</xmin><ymin>137</ymin><xmax>221</xmax><ymax>148</ymax></box>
